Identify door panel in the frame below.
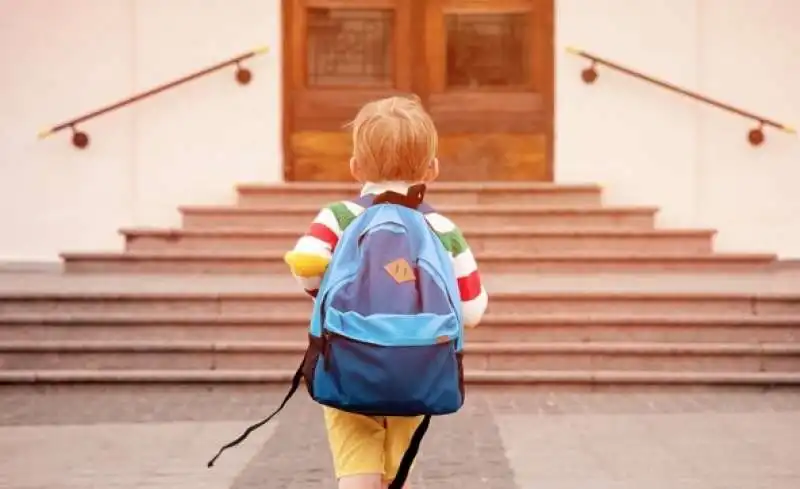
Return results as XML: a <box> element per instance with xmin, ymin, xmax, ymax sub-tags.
<box><xmin>286</xmin><ymin>0</ymin><xmax>411</xmax><ymax>181</ymax></box>
<box><xmin>283</xmin><ymin>0</ymin><xmax>553</xmax><ymax>181</ymax></box>
<box><xmin>437</xmin><ymin>133</ymin><xmax>547</xmax><ymax>181</ymax></box>
<box><xmin>427</xmin><ymin>92</ymin><xmax>545</xmax><ymax>133</ymax></box>
<box><xmin>293</xmin><ymin>89</ymin><xmax>405</xmax><ymax>131</ymax></box>
<box><xmin>290</xmin><ymin>131</ymin><xmax>353</xmax><ymax>181</ymax></box>
<box><xmin>427</xmin><ymin>0</ymin><xmax>553</xmax><ymax>181</ymax></box>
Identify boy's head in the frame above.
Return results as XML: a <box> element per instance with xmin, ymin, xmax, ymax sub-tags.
<box><xmin>348</xmin><ymin>95</ymin><xmax>439</xmax><ymax>183</ymax></box>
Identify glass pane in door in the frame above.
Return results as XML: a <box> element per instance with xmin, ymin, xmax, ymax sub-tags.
<box><xmin>306</xmin><ymin>8</ymin><xmax>395</xmax><ymax>87</ymax></box>
<box><xmin>445</xmin><ymin>13</ymin><xmax>529</xmax><ymax>88</ymax></box>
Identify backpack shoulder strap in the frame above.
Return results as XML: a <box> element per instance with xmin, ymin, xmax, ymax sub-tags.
<box><xmin>370</xmin><ymin>183</ymin><xmax>427</xmax><ymax>210</ymax></box>
<box><xmin>206</xmin><ymin>357</ymin><xmax>305</xmax><ymax>468</ymax></box>
<box><xmin>389</xmin><ymin>414</ymin><xmax>432</xmax><ymax>489</ymax></box>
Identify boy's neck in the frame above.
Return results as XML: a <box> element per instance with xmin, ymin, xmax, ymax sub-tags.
<box><xmin>360</xmin><ymin>181</ymin><xmax>417</xmax><ymax>196</ymax></box>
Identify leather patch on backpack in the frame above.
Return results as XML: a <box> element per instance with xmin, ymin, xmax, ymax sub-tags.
<box><xmin>384</xmin><ymin>258</ymin><xmax>415</xmax><ymax>284</ymax></box>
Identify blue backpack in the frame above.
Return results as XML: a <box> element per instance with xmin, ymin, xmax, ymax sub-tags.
<box><xmin>208</xmin><ymin>185</ymin><xmax>465</xmax><ymax>489</ymax></box>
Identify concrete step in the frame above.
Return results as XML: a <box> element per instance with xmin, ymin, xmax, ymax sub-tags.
<box><xmin>4</xmin><ymin>271</ymin><xmax>798</xmax><ymax>295</ymax></box>
<box><xmin>60</xmin><ymin>251</ymin><xmax>777</xmax><ymax>274</ymax></box>
<box><xmin>180</xmin><ymin>205</ymin><xmax>658</xmax><ymax>230</ymax></box>
<box><xmin>2</xmin><ymin>369</ymin><xmax>799</xmax><ymax>387</ymax></box>
<box><xmin>237</xmin><ymin>182</ymin><xmax>604</xmax><ymax>207</ymax></box>
<box><xmin>3</xmin><ymin>313</ymin><xmax>797</xmax><ymax>343</ymax></box>
<box><xmin>1</xmin><ymin>340</ymin><xmax>797</xmax><ymax>373</ymax></box>
<box><xmin>2</xmin><ymin>289</ymin><xmax>798</xmax><ymax>316</ymax></box>
<box><xmin>121</xmin><ymin>227</ymin><xmax>716</xmax><ymax>254</ymax></box>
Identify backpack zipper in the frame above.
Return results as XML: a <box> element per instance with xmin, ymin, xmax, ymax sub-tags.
<box><xmin>317</xmin><ymin>275</ymin><xmax>354</xmax><ymax>371</ymax></box>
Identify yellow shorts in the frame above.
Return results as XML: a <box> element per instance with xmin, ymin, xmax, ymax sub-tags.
<box><xmin>323</xmin><ymin>406</ymin><xmax>423</xmax><ymax>481</ymax></box>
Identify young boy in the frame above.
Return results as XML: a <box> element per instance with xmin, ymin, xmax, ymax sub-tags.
<box><xmin>287</xmin><ymin>95</ymin><xmax>488</xmax><ymax>489</ymax></box>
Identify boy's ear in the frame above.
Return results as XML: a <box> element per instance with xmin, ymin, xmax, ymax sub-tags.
<box><xmin>349</xmin><ymin>157</ymin><xmax>364</xmax><ymax>182</ymax></box>
<box><xmin>423</xmin><ymin>158</ymin><xmax>439</xmax><ymax>182</ymax></box>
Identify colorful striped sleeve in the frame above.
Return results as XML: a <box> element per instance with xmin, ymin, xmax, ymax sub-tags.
<box><xmin>425</xmin><ymin>212</ymin><xmax>489</xmax><ymax>328</ymax></box>
<box><xmin>290</xmin><ymin>200</ymin><xmax>364</xmax><ymax>297</ymax></box>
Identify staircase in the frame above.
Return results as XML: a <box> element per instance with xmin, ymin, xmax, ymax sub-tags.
<box><xmin>1</xmin><ymin>182</ymin><xmax>799</xmax><ymax>388</ymax></box>
<box><xmin>61</xmin><ymin>183</ymin><xmax>778</xmax><ymax>274</ymax></box>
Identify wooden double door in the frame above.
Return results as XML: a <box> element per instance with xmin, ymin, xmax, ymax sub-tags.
<box><xmin>282</xmin><ymin>0</ymin><xmax>554</xmax><ymax>181</ymax></box>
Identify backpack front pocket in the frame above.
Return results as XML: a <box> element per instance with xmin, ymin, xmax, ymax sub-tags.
<box><xmin>310</xmin><ymin>332</ymin><xmax>463</xmax><ymax>416</ymax></box>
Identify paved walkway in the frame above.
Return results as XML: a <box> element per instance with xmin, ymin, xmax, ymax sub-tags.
<box><xmin>0</xmin><ymin>386</ymin><xmax>798</xmax><ymax>489</ymax></box>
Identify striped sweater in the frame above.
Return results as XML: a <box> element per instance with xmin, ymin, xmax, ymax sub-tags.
<box><xmin>290</xmin><ymin>182</ymin><xmax>488</xmax><ymax>327</ymax></box>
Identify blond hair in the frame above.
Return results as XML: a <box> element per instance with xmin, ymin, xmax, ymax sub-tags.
<box><xmin>348</xmin><ymin>95</ymin><xmax>438</xmax><ymax>182</ymax></box>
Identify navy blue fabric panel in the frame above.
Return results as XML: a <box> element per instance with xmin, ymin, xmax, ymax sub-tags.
<box><xmin>328</xmin><ymin>228</ymin><xmax>451</xmax><ymax>316</ymax></box>
<box><xmin>311</xmin><ymin>335</ymin><xmax>463</xmax><ymax>416</ymax></box>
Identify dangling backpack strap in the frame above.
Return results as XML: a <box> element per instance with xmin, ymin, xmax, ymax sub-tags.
<box><xmin>207</xmin><ymin>357</ymin><xmax>305</xmax><ymax>468</ymax></box>
<box><xmin>388</xmin><ymin>414</ymin><xmax>432</xmax><ymax>489</ymax></box>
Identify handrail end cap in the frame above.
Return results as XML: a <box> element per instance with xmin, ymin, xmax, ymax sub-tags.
<box><xmin>565</xmin><ymin>46</ymin><xmax>581</xmax><ymax>55</ymax></box>
<box><xmin>252</xmin><ymin>45</ymin><xmax>269</xmax><ymax>55</ymax></box>
<box><xmin>37</xmin><ymin>127</ymin><xmax>53</xmax><ymax>139</ymax></box>
<box><xmin>782</xmin><ymin>125</ymin><xmax>796</xmax><ymax>135</ymax></box>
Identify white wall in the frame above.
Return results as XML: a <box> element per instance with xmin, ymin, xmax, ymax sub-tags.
<box><xmin>556</xmin><ymin>0</ymin><xmax>800</xmax><ymax>257</ymax></box>
<box><xmin>2</xmin><ymin>0</ymin><xmax>798</xmax><ymax>261</ymax></box>
<box><xmin>0</xmin><ymin>0</ymin><xmax>282</xmax><ymax>261</ymax></box>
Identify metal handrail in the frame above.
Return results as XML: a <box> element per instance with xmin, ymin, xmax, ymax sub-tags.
<box><xmin>38</xmin><ymin>46</ymin><xmax>269</xmax><ymax>149</ymax></box>
<box><xmin>566</xmin><ymin>46</ymin><xmax>796</xmax><ymax>146</ymax></box>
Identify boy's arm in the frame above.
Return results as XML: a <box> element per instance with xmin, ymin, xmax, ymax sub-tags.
<box><xmin>430</xmin><ymin>215</ymin><xmax>488</xmax><ymax>327</ymax></box>
<box><xmin>453</xmin><ymin>243</ymin><xmax>488</xmax><ymax>328</ymax></box>
<box><xmin>288</xmin><ymin>206</ymin><xmax>342</xmax><ymax>298</ymax></box>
